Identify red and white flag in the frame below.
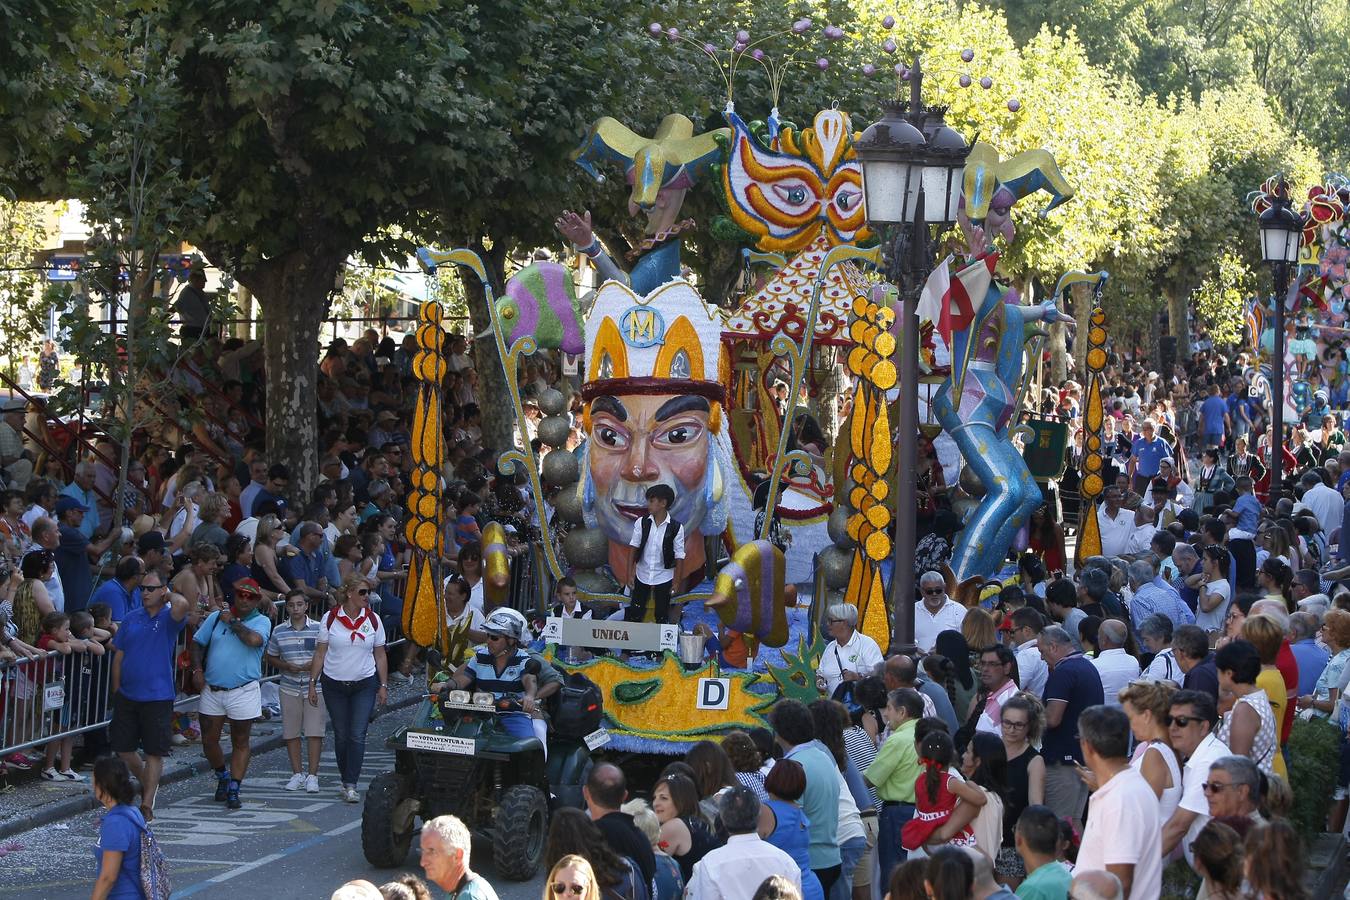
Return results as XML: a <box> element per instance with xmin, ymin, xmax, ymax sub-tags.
<box><xmin>919</xmin><ymin>253</ymin><xmax>999</xmax><ymax>345</ymax></box>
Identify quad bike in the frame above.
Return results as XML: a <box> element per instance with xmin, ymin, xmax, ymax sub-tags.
<box><xmin>361</xmin><ymin>655</ymin><xmax>602</xmax><ymax>880</ymax></box>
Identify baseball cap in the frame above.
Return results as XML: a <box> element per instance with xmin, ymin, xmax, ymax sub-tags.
<box><xmin>234</xmin><ymin>578</ymin><xmax>262</xmax><ymax>597</ymax></box>
<box><xmin>137</xmin><ymin>530</ymin><xmax>166</xmax><ymax>554</ymax></box>
<box><xmin>54</xmin><ymin>496</ymin><xmax>89</xmax><ymax>515</ymax></box>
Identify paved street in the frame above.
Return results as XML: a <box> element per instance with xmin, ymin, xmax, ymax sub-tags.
<box><xmin>0</xmin><ymin>709</ymin><xmax>545</xmax><ymax>900</ymax></box>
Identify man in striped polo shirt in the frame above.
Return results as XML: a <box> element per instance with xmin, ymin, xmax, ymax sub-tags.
<box><xmin>265</xmin><ymin>589</ymin><xmax>326</xmax><ymax>792</ymax></box>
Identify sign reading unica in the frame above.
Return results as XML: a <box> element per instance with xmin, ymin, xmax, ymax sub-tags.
<box><xmin>542</xmin><ymin>617</ymin><xmax>678</xmax><ymax>653</ymax></box>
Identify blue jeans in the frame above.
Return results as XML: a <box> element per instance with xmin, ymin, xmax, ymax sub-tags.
<box><xmin>877</xmin><ymin>802</ymin><xmax>914</xmax><ymax>886</ymax></box>
<box><xmin>498</xmin><ymin>710</ymin><xmax>535</xmax><ymax>741</ymax></box>
<box><xmin>320</xmin><ymin>674</ymin><xmax>379</xmax><ymax>787</ymax></box>
<box><xmin>831</xmin><ymin>835</ymin><xmax>868</xmax><ymax>900</ymax></box>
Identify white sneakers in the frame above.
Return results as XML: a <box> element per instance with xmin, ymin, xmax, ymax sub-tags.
<box><xmin>41</xmin><ymin>767</ymin><xmax>85</xmax><ymax>782</ymax></box>
<box><xmin>341</xmin><ymin>785</ymin><xmax>359</xmax><ymax>803</ymax></box>
<box><xmin>285</xmin><ymin>773</ymin><xmax>322</xmax><ymax>792</ymax></box>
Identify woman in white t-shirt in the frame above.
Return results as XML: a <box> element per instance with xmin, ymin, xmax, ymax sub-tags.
<box><xmin>1196</xmin><ymin>545</ymin><xmax>1232</xmax><ymax>634</ymax></box>
<box><xmin>307</xmin><ymin>574</ymin><xmax>387</xmax><ymax>804</ymax></box>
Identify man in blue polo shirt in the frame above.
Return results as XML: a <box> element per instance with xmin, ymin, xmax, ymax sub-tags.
<box><xmin>1128</xmin><ymin>419</ymin><xmax>1170</xmax><ymax>497</ymax></box>
<box><xmin>111</xmin><ymin>570</ymin><xmax>190</xmax><ymax>821</ymax></box>
<box><xmin>89</xmin><ymin>556</ymin><xmax>143</xmax><ymax>624</ymax></box>
<box><xmin>1038</xmin><ymin>624</ymin><xmax>1104</xmax><ymax>827</ymax></box>
<box><xmin>53</xmin><ymin>495</ymin><xmax>118</xmax><ymax>613</ymax></box>
<box><xmin>1199</xmin><ymin>384</ymin><xmax>1229</xmax><ymax>449</ymax></box>
<box><xmin>191</xmin><ymin>579</ymin><xmax>271</xmax><ymax>810</ymax></box>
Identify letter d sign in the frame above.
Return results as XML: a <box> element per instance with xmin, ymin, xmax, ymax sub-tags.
<box><xmin>696</xmin><ymin>678</ymin><xmax>730</xmax><ymax>711</ymax></box>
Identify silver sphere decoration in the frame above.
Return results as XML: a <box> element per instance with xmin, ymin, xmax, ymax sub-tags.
<box><xmin>537</xmin><ymin>387</ymin><xmax>567</xmax><ymax>417</ymax></box>
<box><xmin>827</xmin><ymin>506</ymin><xmax>855</xmax><ymax>549</ymax></box>
<box><xmin>541</xmin><ymin>449</ymin><xmax>581</xmax><ymax>486</ymax></box>
<box><xmin>536</xmin><ymin>415</ymin><xmax>571</xmax><ymax>448</ymax></box>
<box><xmin>572</xmin><ymin>569</ymin><xmax>620</xmax><ymax>595</ymax></box>
<box><xmin>958</xmin><ymin>465</ymin><xmax>986</xmax><ymax>499</ymax></box>
<box><xmin>818</xmin><ymin>545</ymin><xmax>853</xmax><ymax>590</ymax></box>
<box><xmin>552</xmin><ymin>488</ymin><xmax>585</xmax><ymax>525</ymax></box>
<box><xmin>563</xmin><ymin>527</ymin><xmax>610</xmax><ymax>569</ymax></box>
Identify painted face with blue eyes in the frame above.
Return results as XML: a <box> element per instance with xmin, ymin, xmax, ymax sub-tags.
<box><xmin>721</xmin><ymin>108</ymin><xmax>870</xmax><ymax>253</ymax></box>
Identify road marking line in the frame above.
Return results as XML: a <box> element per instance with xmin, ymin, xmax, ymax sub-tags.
<box><xmin>171</xmin><ymin>818</ymin><xmax>363</xmax><ymax>897</ymax></box>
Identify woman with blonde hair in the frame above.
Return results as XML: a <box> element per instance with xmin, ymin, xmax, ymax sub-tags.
<box><xmin>960</xmin><ymin>608</ymin><xmax>996</xmax><ymax>655</ymax></box>
<box><xmin>1117</xmin><ymin>679</ymin><xmax>1182</xmax><ymax>820</ymax></box>
<box><xmin>621</xmin><ymin>798</ymin><xmax>684</xmax><ymax>900</ymax></box>
<box><xmin>307</xmin><ymin>573</ymin><xmax>388</xmax><ymax>804</ymax></box>
<box><xmin>542</xmin><ymin>854</ymin><xmax>601</xmax><ymax>900</ymax></box>
<box><xmin>1242</xmin><ymin>613</ymin><xmax>1295</xmax><ymax>750</ymax></box>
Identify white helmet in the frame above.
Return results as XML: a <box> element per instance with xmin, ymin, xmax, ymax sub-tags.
<box><xmin>483</xmin><ymin>607</ymin><xmax>528</xmax><ymax>642</ymax></box>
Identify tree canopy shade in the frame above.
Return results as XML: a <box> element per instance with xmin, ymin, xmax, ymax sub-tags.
<box><xmin>0</xmin><ymin>0</ymin><xmax>1334</xmax><ymax>479</ymax></box>
<box><xmin>992</xmin><ymin>0</ymin><xmax>1350</xmax><ymax>168</ymax></box>
<box><xmin>151</xmin><ymin>0</ymin><xmax>490</xmax><ymax>490</ymax></box>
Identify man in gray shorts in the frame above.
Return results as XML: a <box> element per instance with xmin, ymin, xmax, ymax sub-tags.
<box><xmin>265</xmin><ymin>589</ymin><xmax>326</xmax><ymax>793</ymax></box>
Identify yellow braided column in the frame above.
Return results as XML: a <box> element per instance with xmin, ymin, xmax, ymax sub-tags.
<box><xmin>844</xmin><ymin>291</ymin><xmax>897</xmax><ymax>646</ymax></box>
<box><xmin>1075</xmin><ymin>306</ymin><xmax>1108</xmax><ymax>563</ymax></box>
<box><xmin>402</xmin><ymin>301</ymin><xmax>448</xmax><ymax>653</ymax></box>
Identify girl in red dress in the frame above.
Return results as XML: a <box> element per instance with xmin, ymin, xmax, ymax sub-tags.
<box><xmin>901</xmin><ymin>731</ymin><xmax>987</xmax><ymax>853</ymax></box>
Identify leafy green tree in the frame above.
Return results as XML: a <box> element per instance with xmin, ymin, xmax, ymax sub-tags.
<box><xmin>138</xmin><ymin>0</ymin><xmax>493</xmax><ymax>490</ymax></box>
<box><xmin>53</xmin><ymin>15</ymin><xmax>216</xmax><ymax>528</ymax></box>
<box><xmin>0</xmin><ymin>197</ymin><xmax>55</xmax><ymax>378</ymax></box>
<box><xmin>1191</xmin><ymin>250</ymin><xmax>1256</xmax><ymax>347</ymax></box>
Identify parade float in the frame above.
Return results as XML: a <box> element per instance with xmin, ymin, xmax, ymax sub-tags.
<box><xmin>1246</xmin><ymin>178</ymin><xmax>1350</xmax><ymax>428</ymax></box>
<box><xmin>412</xmin><ymin>16</ymin><xmax>1083</xmax><ymax>752</ymax></box>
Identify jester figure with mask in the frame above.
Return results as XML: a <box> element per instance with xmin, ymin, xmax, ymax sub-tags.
<box><xmin>580</xmin><ymin>278</ymin><xmax>733</xmax><ymax>595</ymax></box>
<box><xmin>933</xmin><ymin>143</ymin><xmax>1074</xmax><ymax>582</ymax></box>
<box><xmin>557</xmin><ymin>114</ymin><xmax>727</xmax><ymax>295</ymax></box>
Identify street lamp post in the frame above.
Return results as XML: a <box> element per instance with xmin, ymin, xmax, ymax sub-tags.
<box><xmin>1256</xmin><ymin>181</ymin><xmax>1303</xmax><ymax>506</ymax></box>
<box><xmin>854</xmin><ymin>59</ymin><xmax>970</xmax><ymax>653</ymax></box>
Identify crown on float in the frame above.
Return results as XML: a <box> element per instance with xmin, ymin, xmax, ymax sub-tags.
<box><xmin>581</xmin><ymin>279</ymin><xmax>730</xmax><ymax>418</ymax></box>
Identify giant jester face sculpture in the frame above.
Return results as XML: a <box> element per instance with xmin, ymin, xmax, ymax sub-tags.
<box><xmin>721</xmin><ymin>108</ymin><xmax>871</xmax><ymax>253</ymax></box>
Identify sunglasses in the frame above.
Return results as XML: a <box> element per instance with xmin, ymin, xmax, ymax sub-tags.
<box><xmin>1166</xmin><ymin>714</ymin><xmax>1204</xmax><ymax>728</ymax></box>
<box><xmin>486</xmin><ymin>634</ymin><xmax>507</xmax><ymax>642</ymax></box>
<box><xmin>922</xmin><ymin>587</ymin><xmax>945</xmax><ymax>595</ymax></box>
<box><xmin>356</xmin><ymin>588</ymin><xmax>370</xmax><ymax>596</ymax></box>
<box><xmin>551</xmin><ymin>885</ymin><xmax>585</xmax><ymax>896</ymax></box>
<box><xmin>1201</xmin><ymin>781</ymin><xmax>1236</xmax><ymax>794</ymax></box>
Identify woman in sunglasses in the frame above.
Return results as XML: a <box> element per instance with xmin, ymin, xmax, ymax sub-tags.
<box><xmin>308</xmin><ymin>574</ymin><xmax>388</xmax><ymax>804</ymax></box>
<box><xmin>542</xmin><ymin>853</ymin><xmax>600</xmax><ymax>900</ymax></box>
<box><xmin>545</xmin><ymin>809</ymin><xmax>646</xmax><ymax>900</ymax></box>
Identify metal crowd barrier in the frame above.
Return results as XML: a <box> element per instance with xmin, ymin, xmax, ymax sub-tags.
<box><xmin>0</xmin><ymin>579</ymin><xmax>410</xmax><ymax>760</ymax></box>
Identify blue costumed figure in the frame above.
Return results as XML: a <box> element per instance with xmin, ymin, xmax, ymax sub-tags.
<box><xmin>933</xmin><ymin>259</ymin><xmax>1073</xmax><ymax>582</ymax></box>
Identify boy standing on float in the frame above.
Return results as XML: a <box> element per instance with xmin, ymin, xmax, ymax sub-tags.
<box><xmin>624</xmin><ymin>484</ymin><xmax>684</xmax><ymax>625</ymax></box>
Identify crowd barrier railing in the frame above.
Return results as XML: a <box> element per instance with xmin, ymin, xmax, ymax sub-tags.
<box><xmin>0</xmin><ymin>577</ymin><xmax>411</xmax><ymax>760</ymax></box>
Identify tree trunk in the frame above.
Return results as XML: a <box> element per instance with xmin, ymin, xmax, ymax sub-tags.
<box><xmin>461</xmin><ymin>240</ymin><xmax>514</xmax><ymax>455</ymax></box>
<box><xmin>234</xmin><ymin>250</ymin><xmax>344</xmax><ymax>499</ymax></box>
<box><xmin>1050</xmin><ymin>320</ymin><xmax>1068</xmax><ymax>385</ymax></box>
<box><xmin>1072</xmin><ymin>281</ymin><xmax>1094</xmax><ymax>376</ymax></box>
<box><xmin>1166</xmin><ymin>283</ymin><xmax>1191</xmax><ymax>359</ymax></box>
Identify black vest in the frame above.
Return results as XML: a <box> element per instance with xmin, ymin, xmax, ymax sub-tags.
<box><xmin>637</xmin><ymin>515</ymin><xmax>680</xmax><ymax>570</ymax></box>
